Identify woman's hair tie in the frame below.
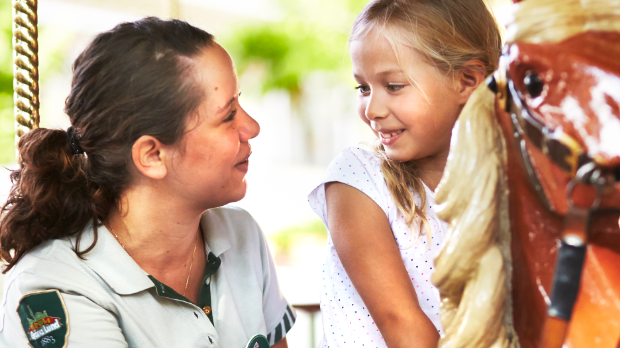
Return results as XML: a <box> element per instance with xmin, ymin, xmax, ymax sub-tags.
<box><xmin>66</xmin><ymin>127</ymin><xmax>85</xmax><ymax>154</ymax></box>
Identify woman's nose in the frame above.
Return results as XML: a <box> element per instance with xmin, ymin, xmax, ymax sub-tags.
<box><xmin>365</xmin><ymin>91</ymin><xmax>389</xmax><ymax>120</ymax></box>
<box><xmin>239</xmin><ymin>108</ymin><xmax>260</xmax><ymax>142</ymax></box>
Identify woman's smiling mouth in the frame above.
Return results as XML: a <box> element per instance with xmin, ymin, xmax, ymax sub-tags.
<box><xmin>235</xmin><ymin>151</ymin><xmax>252</xmax><ymax>172</ymax></box>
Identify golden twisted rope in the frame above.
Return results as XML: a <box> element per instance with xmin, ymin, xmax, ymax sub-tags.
<box><xmin>12</xmin><ymin>0</ymin><xmax>39</xmax><ymax>144</ymax></box>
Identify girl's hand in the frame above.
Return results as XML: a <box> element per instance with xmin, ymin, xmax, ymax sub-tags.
<box><xmin>325</xmin><ymin>182</ymin><xmax>439</xmax><ymax>348</ymax></box>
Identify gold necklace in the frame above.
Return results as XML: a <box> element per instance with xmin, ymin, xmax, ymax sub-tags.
<box><xmin>107</xmin><ymin>221</ymin><xmax>198</xmax><ymax>297</ymax></box>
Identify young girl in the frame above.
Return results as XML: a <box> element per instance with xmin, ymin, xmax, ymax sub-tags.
<box><xmin>309</xmin><ymin>1</ymin><xmax>501</xmax><ymax>347</ymax></box>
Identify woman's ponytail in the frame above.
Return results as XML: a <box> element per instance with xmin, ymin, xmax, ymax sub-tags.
<box><xmin>0</xmin><ymin>128</ymin><xmax>96</xmax><ymax>272</ymax></box>
<box><xmin>0</xmin><ymin>18</ymin><xmax>215</xmax><ymax>272</ymax></box>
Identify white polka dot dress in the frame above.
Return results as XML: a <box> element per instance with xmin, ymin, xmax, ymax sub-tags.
<box><xmin>308</xmin><ymin>147</ymin><xmax>446</xmax><ymax>347</ymax></box>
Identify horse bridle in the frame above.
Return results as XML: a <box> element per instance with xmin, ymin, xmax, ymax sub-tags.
<box><xmin>487</xmin><ymin>54</ymin><xmax>619</xmax><ymax>348</ymax></box>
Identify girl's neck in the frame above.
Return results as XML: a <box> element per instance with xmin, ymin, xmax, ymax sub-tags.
<box><xmin>413</xmin><ymin>149</ymin><xmax>449</xmax><ymax>192</ymax></box>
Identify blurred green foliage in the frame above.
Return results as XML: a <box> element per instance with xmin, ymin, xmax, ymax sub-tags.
<box><xmin>222</xmin><ymin>0</ymin><xmax>369</xmax><ymax>98</ymax></box>
<box><xmin>270</xmin><ymin>219</ymin><xmax>327</xmax><ymax>254</ymax></box>
<box><xmin>1</xmin><ymin>1</ymin><xmax>14</xmax><ymax>164</ymax></box>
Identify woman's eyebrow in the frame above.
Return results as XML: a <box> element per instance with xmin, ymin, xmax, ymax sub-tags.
<box><xmin>217</xmin><ymin>96</ymin><xmax>236</xmax><ymax>113</ymax></box>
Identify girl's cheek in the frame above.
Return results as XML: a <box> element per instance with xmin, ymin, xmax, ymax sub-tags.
<box><xmin>360</xmin><ymin>113</ymin><xmax>371</xmax><ymax>126</ymax></box>
<box><xmin>357</xmin><ymin>103</ymin><xmax>368</xmax><ymax>122</ymax></box>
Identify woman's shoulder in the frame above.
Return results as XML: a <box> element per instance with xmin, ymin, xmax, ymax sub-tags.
<box><xmin>1</xmin><ymin>238</ymin><xmax>107</xmax><ymax>311</ymax></box>
<box><xmin>5</xmin><ymin>238</ymin><xmax>83</xmax><ymax>283</ymax></box>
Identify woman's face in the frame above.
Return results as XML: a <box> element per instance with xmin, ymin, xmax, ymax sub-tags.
<box><xmin>167</xmin><ymin>43</ymin><xmax>260</xmax><ymax>210</ymax></box>
<box><xmin>350</xmin><ymin>29</ymin><xmax>462</xmax><ymax>162</ymax></box>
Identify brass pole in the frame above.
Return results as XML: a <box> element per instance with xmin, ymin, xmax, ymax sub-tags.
<box><xmin>12</xmin><ymin>0</ymin><xmax>39</xmax><ymax>148</ymax></box>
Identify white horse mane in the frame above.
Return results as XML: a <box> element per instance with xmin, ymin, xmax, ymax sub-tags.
<box><xmin>507</xmin><ymin>0</ymin><xmax>620</xmax><ymax>44</ymax></box>
<box><xmin>432</xmin><ymin>83</ymin><xmax>517</xmax><ymax>348</ymax></box>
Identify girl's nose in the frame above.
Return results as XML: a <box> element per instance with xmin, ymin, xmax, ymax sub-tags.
<box><xmin>239</xmin><ymin>108</ymin><xmax>260</xmax><ymax>142</ymax></box>
<box><xmin>365</xmin><ymin>92</ymin><xmax>389</xmax><ymax>120</ymax></box>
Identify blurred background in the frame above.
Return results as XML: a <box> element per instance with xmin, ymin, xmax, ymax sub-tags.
<box><xmin>0</xmin><ymin>0</ymin><xmax>511</xmax><ymax>346</ymax></box>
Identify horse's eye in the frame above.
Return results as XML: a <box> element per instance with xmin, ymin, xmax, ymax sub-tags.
<box><xmin>524</xmin><ymin>71</ymin><xmax>544</xmax><ymax>97</ymax></box>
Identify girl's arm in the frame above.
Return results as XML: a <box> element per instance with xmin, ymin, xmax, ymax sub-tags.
<box><xmin>325</xmin><ymin>182</ymin><xmax>439</xmax><ymax>348</ymax></box>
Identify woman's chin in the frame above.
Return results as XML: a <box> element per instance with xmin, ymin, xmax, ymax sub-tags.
<box><xmin>224</xmin><ymin>181</ymin><xmax>249</xmax><ymax>205</ymax></box>
<box><xmin>197</xmin><ymin>181</ymin><xmax>248</xmax><ymax>210</ymax></box>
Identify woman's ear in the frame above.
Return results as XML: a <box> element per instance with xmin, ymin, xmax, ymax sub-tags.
<box><xmin>131</xmin><ymin>135</ymin><xmax>168</xmax><ymax>180</ymax></box>
<box><xmin>457</xmin><ymin>59</ymin><xmax>486</xmax><ymax>105</ymax></box>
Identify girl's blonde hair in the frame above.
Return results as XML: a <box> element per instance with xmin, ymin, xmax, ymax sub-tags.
<box><xmin>350</xmin><ymin>0</ymin><xmax>502</xmax><ymax>244</ymax></box>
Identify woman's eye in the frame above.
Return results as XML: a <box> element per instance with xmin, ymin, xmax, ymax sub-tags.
<box><xmin>224</xmin><ymin>109</ymin><xmax>237</xmax><ymax>122</ymax></box>
<box><xmin>355</xmin><ymin>85</ymin><xmax>370</xmax><ymax>93</ymax></box>
<box><xmin>387</xmin><ymin>84</ymin><xmax>405</xmax><ymax>92</ymax></box>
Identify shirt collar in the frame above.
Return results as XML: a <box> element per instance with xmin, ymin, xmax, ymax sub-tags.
<box><xmin>72</xmin><ymin>223</ymin><xmax>155</xmax><ymax>296</ymax></box>
<box><xmin>200</xmin><ymin>208</ymin><xmax>231</xmax><ymax>258</ymax></box>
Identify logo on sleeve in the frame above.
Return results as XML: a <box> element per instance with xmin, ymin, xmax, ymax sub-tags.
<box><xmin>17</xmin><ymin>290</ymin><xmax>69</xmax><ymax>348</ymax></box>
<box><xmin>245</xmin><ymin>334</ymin><xmax>269</xmax><ymax>348</ymax></box>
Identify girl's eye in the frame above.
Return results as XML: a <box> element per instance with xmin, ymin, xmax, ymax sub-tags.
<box><xmin>387</xmin><ymin>84</ymin><xmax>405</xmax><ymax>92</ymax></box>
<box><xmin>224</xmin><ymin>109</ymin><xmax>237</xmax><ymax>122</ymax></box>
<box><xmin>355</xmin><ymin>85</ymin><xmax>370</xmax><ymax>94</ymax></box>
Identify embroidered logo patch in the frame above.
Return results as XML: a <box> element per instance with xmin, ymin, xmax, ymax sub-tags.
<box><xmin>245</xmin><ymin>334</ymin><xmax>269</xmax><ymax>348</ymax></box>
<box><xmin>17</xmin><ymin>290</ymin><xmax>69</xmax><ymax>348</ymax></box>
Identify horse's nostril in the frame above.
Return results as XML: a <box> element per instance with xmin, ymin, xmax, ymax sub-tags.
<box><xmin>524</xmin><ymin>71</ymin><xmax>544</xmax><ymax>98</ymax></box>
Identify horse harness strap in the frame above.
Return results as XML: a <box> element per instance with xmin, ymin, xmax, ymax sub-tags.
<box><xmin>505</xmin><ymin>80</ymin><xmax>589</xmax><ymax>177</ymax></box>
<box><xmin>538</xmin><ymin>166</ymin><xmax>606</xmax><ymax>348</ymax></box>
<box><xmin>487</xmin><ymin>70</ymin><xmax>588</xmax><ymax>181</ymax></box>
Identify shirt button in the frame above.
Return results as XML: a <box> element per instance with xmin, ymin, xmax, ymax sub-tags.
<box><xmin>203</xmin><ymin>306</ymin><xmax>211</xmax><ymax>315</ymax></box>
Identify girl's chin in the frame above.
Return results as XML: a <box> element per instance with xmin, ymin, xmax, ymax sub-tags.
<box><xmin>384</xmin><ymin>148</ymin><xmax>416</xmax><ymax>163</ymax></box>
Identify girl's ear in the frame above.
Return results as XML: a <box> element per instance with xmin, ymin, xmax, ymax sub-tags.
<box><xmin>457</xmin><ymin>59</ymin><xmax>486</xmax><ymax>105</ymax></box>
<box><xmin>131</xmin><ymin>135</ymin><xmax>168</xmax><ymax>180</ymax></box>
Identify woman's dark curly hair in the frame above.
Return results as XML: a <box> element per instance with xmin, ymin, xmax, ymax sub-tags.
<box><xmin>0</xmin><ymin>17</ymin><xmax>214</xmax><ymax>272</ymax></box>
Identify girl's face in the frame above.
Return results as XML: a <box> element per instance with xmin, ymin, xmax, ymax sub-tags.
<box><xmin>350</xmin><ymin>29</ymin><xmax>463</xmax><ymax>162</ymax></box>
<box><xmin>166</xmin><ymin>43</ymin><xmax>260</xmax><ymax>210</ymax></box>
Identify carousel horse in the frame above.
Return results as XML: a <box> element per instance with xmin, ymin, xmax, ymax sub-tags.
<box><xmin>431</xmin><ymin>0</ymin><xmax>620</xmax><ymax>347</ymax></box>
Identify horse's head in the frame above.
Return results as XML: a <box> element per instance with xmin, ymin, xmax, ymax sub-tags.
<box><xmin>504</xmin><ymin>31</ymin><xmax>620</xmax><ymax>213</ymax></box>
<box><xmin>433</xmin><ymin>1</ymin><xmax>620</xmax><ymax>347</ymax></box>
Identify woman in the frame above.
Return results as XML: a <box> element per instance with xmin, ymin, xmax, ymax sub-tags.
<box><xmin>0</xmin><ymin>18</ymin><xmax>293</xmax><ymax>348</ymax></box>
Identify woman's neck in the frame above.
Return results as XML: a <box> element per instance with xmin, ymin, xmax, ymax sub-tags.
<box><xmin>106</xmin><ymin>184</ymin><xmax>207</xmax><ymax>290</ymax></box>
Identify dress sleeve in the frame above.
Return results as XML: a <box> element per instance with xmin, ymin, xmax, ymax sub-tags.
<box><xmin>0</xmin><ymin>274</ymin><xmax>128</xmax><ymax>348</ymax></box>
<box><xmin>308</xmin><ymin>147</ymin><xmax>389</xmax><ymax>228</ymax></box>
<box><xmin>257</xmin><ymin>222</ymin><xmax>297</xmax><ymax>345</ymax></box>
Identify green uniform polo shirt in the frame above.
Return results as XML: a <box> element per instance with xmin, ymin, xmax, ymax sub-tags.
<box><xmin>0</xmin><ymin>206</ymin><xmax>295</xmax><ymax>347</ymax></box>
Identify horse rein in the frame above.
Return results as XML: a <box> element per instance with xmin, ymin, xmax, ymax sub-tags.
<box><xmin>487</xmin><ymin>55</ymin><xmax>619</xmax><ymax>348</ymax></box>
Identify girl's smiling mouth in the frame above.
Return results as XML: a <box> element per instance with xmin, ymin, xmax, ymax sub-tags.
<box><xmin>379</xmin><ymin>129</ymin><xmax>405</xmax><ymax>145</ymax></box>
